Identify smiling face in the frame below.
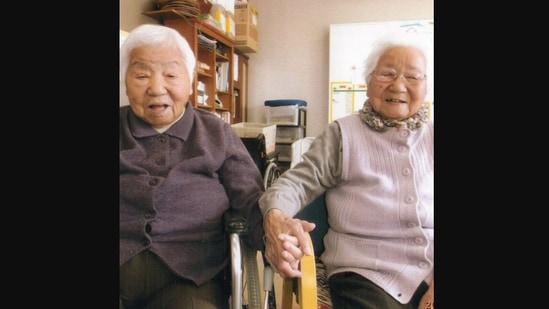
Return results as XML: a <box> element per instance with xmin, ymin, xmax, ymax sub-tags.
<box><xmin>367</xmin><ymin>46</ymin><xmax>428</xmax><ymax>121</ymax></box>
<box><xmin>125</xmin><ymin>43</ymin><xmax>193</xmax><ymax>128</ymax></box>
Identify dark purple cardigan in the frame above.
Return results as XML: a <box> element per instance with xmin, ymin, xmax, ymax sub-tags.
<box><xmin>120</xmin><ymin>103</ymin><xmax>265</xmax><ymax>285</ymax></box>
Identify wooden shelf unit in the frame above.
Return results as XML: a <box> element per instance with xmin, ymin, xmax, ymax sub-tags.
<box><xmin>143</xmin><ymin>9</ymin><xmax>238</xmax><ymax>123</ymax></box>
<box><xmin>233</xmin><ymin>51</ymin><xmax>249</xmax><ymax>124</ymax></box>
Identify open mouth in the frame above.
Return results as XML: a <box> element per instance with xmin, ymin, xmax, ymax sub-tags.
<box><xmin>385</xmin><ymin>98</ymin><xmax>406</xmax><ymax>103</ymax></box>
<box><xmin>148</xmin><ymin>103</ymin><xmax>169</xmax><ymax>110</ymax></box>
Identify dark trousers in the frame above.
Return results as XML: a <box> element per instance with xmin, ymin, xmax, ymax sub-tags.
<box><xmin>120</xmin><ymin>250</ymin><xmax>230</xmax><ymax>309</ymax></box>
<box><xmin>329</xmin><ymin>272</ymin><xmax>428</xmax><ymax>309</ymax></box>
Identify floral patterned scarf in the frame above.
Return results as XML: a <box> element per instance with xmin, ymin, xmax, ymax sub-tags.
<box><xmin>358</xmin><ymin>100</ymin><xmax>429</xmax><ymax>132</ymax></box>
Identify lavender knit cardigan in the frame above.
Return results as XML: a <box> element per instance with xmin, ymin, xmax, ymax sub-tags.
<box><xmin>259</xmin><ymin>113</ymin><xmax>433</xmax><ymax>303</ymax></box>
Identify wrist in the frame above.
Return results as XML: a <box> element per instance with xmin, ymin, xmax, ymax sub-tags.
<box><xmin>264</xmin><ymin>208</ymin><xmax>284</xmax><ymax>222</ymax></box>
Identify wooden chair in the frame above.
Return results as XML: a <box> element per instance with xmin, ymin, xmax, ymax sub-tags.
<box><xmin>281</xmin><ymin>194</ymin><xmax>332</xmax><ymax>309</ymax></box>
<box><xmin>281</xmin><ymin>233</ymin><xmax>317</xmax><ymax>309</ymax></box>
<box><xmin>280</xmin><ymin>137</ymin><xmax>333</xmax><ymax>309</ymax></box>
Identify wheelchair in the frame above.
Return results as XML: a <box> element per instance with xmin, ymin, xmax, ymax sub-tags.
<box><xmin>240</xmin><ymin>133</ymin><xmax>281</xmax><ymax>190</ymax></box>
<box><xmin>226</xmin><ymin>133</ymin><xmax>282</xmax><ymax>309</ymax></box>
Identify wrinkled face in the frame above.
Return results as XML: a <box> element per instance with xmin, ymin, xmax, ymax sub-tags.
<box><xmin>367</xmin><ymin>46</ymin><xmax>427</xmax><ymax>121</ymax></box>
<box><xmin>125</xmin><ymin>43</ymin><xmax>192</xmax><ymax>128</ymax></box>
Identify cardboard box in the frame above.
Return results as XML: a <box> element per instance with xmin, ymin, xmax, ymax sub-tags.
<box><xmin>234</xmin><ymin>3</ymin><xmax>258</xmax><ymax>53</ymax></box>
<box><xmin>231</xmin><ymin>122</ymin><xmax>276</xmax><ymax>154</ymax></box>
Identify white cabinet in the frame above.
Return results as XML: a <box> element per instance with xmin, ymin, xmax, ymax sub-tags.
<box><xmin>264</xmin><ymin>100</ymin><xmax>307</xmax><ymax>172</ymax></box>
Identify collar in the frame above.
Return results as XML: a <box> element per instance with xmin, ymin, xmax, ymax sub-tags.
<box><xmin>128</xmin><ymin>102</ymin><xmax>195</xmax><ymax>141</ymax></box>
<box><xmin>358</xmin><ymin>100</ymin><xmax>428</xmax><ymax>132</ymax></box>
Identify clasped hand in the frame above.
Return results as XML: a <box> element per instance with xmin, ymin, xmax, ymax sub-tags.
<box><xmin>263</xmin><ymin>209</ymin><xmax>316</xmax><ymax>278</ymax></box>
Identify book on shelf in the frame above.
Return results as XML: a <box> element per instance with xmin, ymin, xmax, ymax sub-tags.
<box><xmin>198</xmin><ymin>32</ymin><xmax>217</xmax><ymax>50</ymax></box>
<box><xmin>215</xmin><ymin>62</ymin><xmax>230</xmax><ymax>92</ymax></box>
<box><xmin>197</xmin><ymin>61</ymin><xmax>211</xmax><ymax>70</ymax></box>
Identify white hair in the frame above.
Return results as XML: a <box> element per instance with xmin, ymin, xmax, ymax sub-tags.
<box><xmin>363</xmin><ymin>31</ymin><xmax>433</xmax><ymax>93</ymax></box>
<box><xmin>119</xmin><ymin>24</ymin><xmax>196</xmax><ymax>86</ymax></box>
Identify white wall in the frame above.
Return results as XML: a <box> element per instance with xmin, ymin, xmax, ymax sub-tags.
<box><xmin>247</xmin><ymin>0</ymin><xmax>433</xmax><ymax>137</ymax></box>
<box><xmin>119</xmin><ymin>0</ymin><xmax>434</xmax><ymax>137</ymax></box>
<box><xmin>328</xmin><ymin>20</ymin><xmax>434</xmax><ymax>122</ymax></box>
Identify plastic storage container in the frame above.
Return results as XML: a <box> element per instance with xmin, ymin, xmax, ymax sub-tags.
<box><xmin>276</xmin><ymin>127</ymin><xmax>304</xmax><ymax>143</ymax></box>
<box><xmin>264</xmin><ymin>99</ymin><xmax>307</xmax><ymax>107</ymax></box>
<box><xmin>275</xmin><ymin>144</ymin><xmax>292</xmax><ymax>162</ymax></box>
<box><xmin>264</xmin><ymin>100</ymin><xmax>307</xmax><ymax>125</ymax></box>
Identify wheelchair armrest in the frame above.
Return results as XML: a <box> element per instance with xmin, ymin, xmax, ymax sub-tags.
<box><xmin>223</xmin><ymin>209</ymin><xmax>248</xmax><ymax>235</ymax></box>
<box><xmin>223</xmin><ymin>209</ymin><xmax>263</xmax><ymax>309</ymax></box>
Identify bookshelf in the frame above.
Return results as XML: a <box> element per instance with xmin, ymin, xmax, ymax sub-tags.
<box><xmin>233</xmin><ymin>51</ymin><xmax>249</xmax><ymax>124</ymax></box>
<box><xmin>143</xmin><ymin>9</ymin><xmax>237</xmax><ymax>124</ymax></box>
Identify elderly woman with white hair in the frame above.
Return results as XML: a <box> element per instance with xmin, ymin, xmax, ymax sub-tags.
<box><xmin>260</xmin><ymin>32</ymin><xmax>434</xmax><ymax>309</ymax></box>
<box><xmin>119</xmin><ymin>24</ymin><xmax>265</xmax><ymax>309</ymax></box>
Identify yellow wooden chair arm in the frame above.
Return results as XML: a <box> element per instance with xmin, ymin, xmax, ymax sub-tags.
<box><xmin>281</xmin><ymin>233</ymin><xmax>317</xmax><ymax>309</ymax></box>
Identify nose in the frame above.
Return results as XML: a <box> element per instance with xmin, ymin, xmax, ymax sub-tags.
<box><xmin>147</xmin><ymin>75</ymin><xmax>167</xmax><ymax>96</ymax></box>
<box><xmin>388</xmin><ymin>76</ymin><xmax>407</xmax><ymax>91</ymax></box>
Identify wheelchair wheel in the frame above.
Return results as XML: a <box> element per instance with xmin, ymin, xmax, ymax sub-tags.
<box><xmin>263</xmin><ymin>162</ymin><xmax>281</xmax><ymax>189</ymax></box>
<box><xmin>243</xmin><ymin>244</ymin><xmax>262</xmax><ymax>309</ymax></box>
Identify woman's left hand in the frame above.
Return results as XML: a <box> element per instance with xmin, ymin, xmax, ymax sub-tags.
<box><xmin>418</xmin><ymin>279</ymin><xmax>434</xmax><ymax>309</ymax></box>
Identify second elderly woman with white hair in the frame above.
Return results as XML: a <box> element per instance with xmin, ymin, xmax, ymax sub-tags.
<box><xmin>260</xmin><ymin>32</ymin><xmax>434</xmax><ymax>309</ymax></box>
